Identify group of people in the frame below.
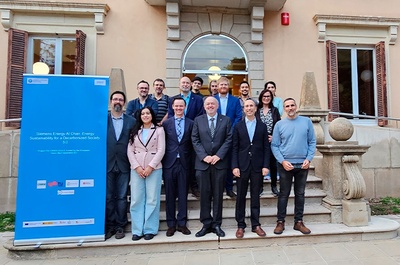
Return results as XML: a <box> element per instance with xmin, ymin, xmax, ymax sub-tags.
<box><xmin>105</xmin><ymin>76</ymin><xmax>316</xmax><ymax>242</ymax></box>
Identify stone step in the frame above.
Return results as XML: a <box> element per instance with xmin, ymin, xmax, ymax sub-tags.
<box><xmin>5</xmin><ymin>217</ymin><xmax>399</xmax><ymax>260</ymax></box>
<box><xmin>159</xmin><ymin>188</ymin><xmax>327</xmax><ymax>211</ymax></box>
<box><xmin>127</xmin><ymin>204</ymin><xmax>331</xmax><ymax>231</ymax></box>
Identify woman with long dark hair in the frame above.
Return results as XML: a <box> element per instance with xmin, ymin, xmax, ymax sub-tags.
<box><xmin>127</xmin><ymin>106</ymin><xmax>165</xmax><ymax>241</ymax></box>
<box><xmin>256</xmin><ymin>89</ymin><xmax>281</xmax><ymax>196</ymax></box>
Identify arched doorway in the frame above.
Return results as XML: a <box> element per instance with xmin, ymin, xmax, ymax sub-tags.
<box><xmin>182</xmin><ymin>34</ymin><xmax>248</xmax><ymax>96</ymax></box>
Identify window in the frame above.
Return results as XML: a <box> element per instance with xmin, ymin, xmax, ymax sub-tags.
<box><xmin>327</xmin><ymin>40</ymin><xmax>387</xmax><ymax>126</ymax></box>
<box><xmin>0</xmin><ymin>1</ymin><xmax>108</xmax><ymax>126</ymax></box>
<box><xmin>182</xmin><ymin>34</ymin><xmax>248</xmax><ymax>96</ymax></box>
<box><xmin>27</xmin><ymin>37</ymin><xmax>76</xmax><ymax>75</ymax></box>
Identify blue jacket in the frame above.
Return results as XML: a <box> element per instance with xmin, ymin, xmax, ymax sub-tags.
<box><xmin>214</xmin><ymin>94</ymin><xmax>242</xmax><ymax>128</ymax></box>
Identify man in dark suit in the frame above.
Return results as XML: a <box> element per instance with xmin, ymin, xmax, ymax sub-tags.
<box><xmin>168</xmin><ymin>76</ymin><xmax>204</xmax><ymax>198</ymax></box>
<box><xmin>162</xmin><ymin>97</ymin><xmax>194</xmax><ymax>237</ymax></box>
<box><xmin>232</xmin><ymin>98</ymin><xmax>270</xmax><ymax>239</ymax></box>
<box><xmin>214</xmin><ymin>77</ymin><xmax>242</xmax><ymax>198</ymax></box>
<box><xmin>192</xmin><ymin>96</ymin><xmax>232</xmax><ymax>237</ymax></box>
<box><xmin>106</xmin><ymin>91</ymin><xmax>136</xmax><ymax>240</ymax></box>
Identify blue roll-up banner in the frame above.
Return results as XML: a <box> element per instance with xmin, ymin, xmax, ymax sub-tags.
<box><xmin>14</xmin><ymin>75</ymin><xmax>109</xmax><ymax>246</ymax></box>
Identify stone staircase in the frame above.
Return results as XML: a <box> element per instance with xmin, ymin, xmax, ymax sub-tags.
<box><xmin>4</xmin><ymin>172</ymin><xmax>400</xmax><ymax>259</ymax></box>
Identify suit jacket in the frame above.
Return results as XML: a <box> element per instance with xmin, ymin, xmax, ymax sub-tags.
<box><xmin>232</xmin><ymin>119</ymin><xmax>270</xmax><ymax>172</ymax></box>
<box><xmin>191</xmin><ymin>114</ymin><xmax>232</xmax><ymax>170</ymax></box>
<box><xmin>214</xmin><ymin>94</ymin><xmax>242</xmax><ymax>128</ymax></box>
<box><xmin>127</xmin><ymin>125</ymin><xmax>165</xmax><ymax>170</ymax></box>
<box><xmin>107</xmin><ymin>113</ymin><xmax>136</xmax><ymax>173</ymax></box>
<box><xmin>162</xmin><ymin>116</ymin><xmax>194</xmax><ymax>169</ymax></box>
<box><xmin>168</xmin><ymin>93</ymin><xmax>204</xmax><ymax>120</ymax></box>
<box><xmin>126</xmin><ymin>97</ymin><xmax>159</xmax><ymax>118</ymax></box>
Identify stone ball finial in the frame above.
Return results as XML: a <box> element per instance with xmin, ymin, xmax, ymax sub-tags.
<box><xmin>329</xmin><ymin>117</ymin><xmax>354</xmax><ymax>141</ymax></box>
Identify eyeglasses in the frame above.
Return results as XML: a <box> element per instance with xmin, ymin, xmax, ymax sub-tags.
<box><xmin>112</xmin><ymin>98</ymin><xmax>124</xmax><ymax>102</ymax></box>
<box><xmin>263</xmin><ymin>95</ymin><xmax>271</xmax><ymax>98</ymax></box>
<box><xmin>285</xmin><ymin>104</ymin><xmax>296</xmax><ymax>108</ymax></box>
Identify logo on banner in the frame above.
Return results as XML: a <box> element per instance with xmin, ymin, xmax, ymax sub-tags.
<box><xmin>48</xmin><ymin>181</ymin><xmax>63</xmax><ymax>187</ymax></box>
<box><xmin>36</xmin><ymin>180</ymin><xmax>46</xmax><ymax>189</ymax></box>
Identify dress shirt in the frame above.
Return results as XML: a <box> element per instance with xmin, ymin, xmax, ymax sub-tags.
<box><xmin>245</xmin><ymin>117</ymin><xmax>256</xmax><ymax>142</ymax></box>
<box><xmin>111</xmin><ymin>113</ymin><xmax>124</xmax><ymax>141</ymax></box>
<box><xmin>175</xmin><ymin>116</ymin><xmax>185</xmax><ymax>141</ymax></box>
<box><xmin>207</xmin><ymin>113</ymin><xmax>218</xmax><ymax>129</ymax></box>
<box><xmin>181</xmin><ymin>91</ymin><xmax>192</xmax><ymax>115</ymax></box>
<box><xmin>219</xmin><ymin>94</ymin><xmax>228</xmax><ymax>115</ymax></box>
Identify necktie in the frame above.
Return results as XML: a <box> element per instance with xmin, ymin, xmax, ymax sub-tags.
<box><xmin>210</xmin><ymin>117</ymin><xmax>215</xmax><ymax>138</ymax></box>
<box><xmin>176</xmin><ymin>118</ymin><xmax>182</xmax><ymax>142</ymax></box>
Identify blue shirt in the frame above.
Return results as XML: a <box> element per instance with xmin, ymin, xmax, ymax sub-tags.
<box><xmin>126</xmin><ymin>97</ymin><xmax>159</xmax><ymax>117</ymax></box>
<box><xmin>181</xmin><ymin>91</ymin><xmax>192</xmax><ymax>115</ymax></box>
<box><xmin>219</xmin><ymin>94</ymin><xmax>228</xmax><ymax>115</ymax></box>
<box><xmin>245</xmin><ymin>117</ymin><xmax>256</xmax><ymax>142</ymax></box>
<box><xmin>111</xmin><ymin>113</ymin><xmax>123</xmax><ymax>140</ymax></box>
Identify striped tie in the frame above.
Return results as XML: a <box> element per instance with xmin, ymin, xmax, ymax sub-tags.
<box><xmin>176</xmin><ymin>118</ymin><xmax>182</xmax><ymax>142</ymax></box>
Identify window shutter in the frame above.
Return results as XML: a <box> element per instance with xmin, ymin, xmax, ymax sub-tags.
<box><xmin>74</xmin><ymin>30</ymin><xmax>86</xmax><ymax>75</ymax></box>
<box><xmin>375</xmin><ymin>41</ymin><xmax>388</xmax><ymax>126</ymax></box>
<box><xmin>6</xmin><ymin>28</ymin><xmax>28</xmax><ymax>127</ymax></box>
<box><xmin>326</xmin><ymin>40</ymin><xmax>339</xmax><ymax>121</ymax></box>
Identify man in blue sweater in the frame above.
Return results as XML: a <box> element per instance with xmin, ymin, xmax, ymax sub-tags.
<box><xmin>271</xmin><ymin>98</ymin><xmax>316</xmax><ymax>235</ymax></box>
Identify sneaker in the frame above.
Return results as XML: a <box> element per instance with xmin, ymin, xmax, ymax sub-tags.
<box><xmin>273</xmin><ymin>221</ymin><xmax>285</xmax><ymax>234</ymax></box>
<box><xmin>115</xmin><ymin>227</ymin><xmax>125</xmax><ymax>239</ymax></box>
<box><xmin>293</xmin><ymin>221</ymin><xmax>311</xmax><ymax>234</ymax></box>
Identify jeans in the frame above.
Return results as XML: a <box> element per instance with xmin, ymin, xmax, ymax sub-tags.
<box><xmin>106</xmin><ymin>166</ymin><xmax>130</xmax><ymax>232</ymax></box>
<box><xmin>130</xmin><ymin>168</ymin><xmax>162</xmax><ymax>236</ymax></box>
<box><xmin>277</xmin><ymin>163</ymin><xmax>308</xmax><ymax>222</ymax></box>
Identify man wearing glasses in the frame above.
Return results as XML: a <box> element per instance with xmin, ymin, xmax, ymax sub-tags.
<box><xmin>271</xmin><ymin>98</ymin><xmax>316</xmax><ymax>235</ymax></box>
<box><xmin>106</xmin><ymin>91</ymin><xmax>136</xmax><ymax>240</ymax></box>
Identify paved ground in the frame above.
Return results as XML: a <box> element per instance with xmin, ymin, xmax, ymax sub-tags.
<box><xmin>1</xmin><ymin>215</ymin><xmax>399</xmax><ymax>265</ymax></box>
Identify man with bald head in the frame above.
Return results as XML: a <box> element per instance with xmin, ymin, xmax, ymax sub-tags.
<box><xmin>191</xmin><ymin>96</ymin><xmax>232</xmax><ymax>238</ymax></box>
<box><xmin>168</xmin><ymin>76</ymin><xmax>204</xmax><ymax>198</ymax></box>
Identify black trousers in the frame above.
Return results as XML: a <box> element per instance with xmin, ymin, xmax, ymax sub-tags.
<box><xmin>163</xmin><ymin>159</ymin><xmax>189</xmax><ymax>228</ymax></box>
<box><xmin>196</xmin><ymin>166</ymin><xmax>227</xmax><ymax>228</ymax></box>
<box><xmin>235</xmin><ymin>165</ymin><xmax>263</xmax><ymax>229</ymax></box>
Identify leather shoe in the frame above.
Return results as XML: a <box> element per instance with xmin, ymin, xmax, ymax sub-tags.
<box><xmin>144</xmin><ymin>234</ymin><xmax>155</xmax><ymax>240</ymax></box>
<box><xmin>252</xmin><ymin>226</ymin><xmax>266</xmax><ymax>237</ymax></box>
<box><xmin>213</xmin><ymin>226</ymin><xmax>225</xmax><ymax>237</ymax></box>
<box><xmin>105</xmin><ymin>229</ymin><xmax>116</xmax><ymax>240</ymax></box>
<box><xmin>177</xmin><ymin>226</ymin><xmax>191</xmax><ymax>235</ymax></box>
<box><xmin>293</xmin><ymin>221</ymin><xmax>311</xmax><ymax>234</ymax></box>
<box><xmin>274</xmin><ymin>221</ymin><xmax>285</xmax><ymax>235</ymax></box>
<box><xmin>191</xmin><ymin>189</ymin><xmax>200</xmax><ymax>199</ymax></box>
<box><xmin>235</xmin><ymin>228</ymin><xmax>244</xmax><ymax>238</ymax></box>
<box><xmin>166</xmin><ymin>227</ymin><xmax>176</xmax><ymax>237</ymax></box>
<box><xmin>271</xmin><ymin>186</ymin><xmax>279</xmax><ymax>196</ymax></box>
<box><xmin>226</xmin><ymin>190</ymin><xmax>237</xmax><ymax>198</ymax></box>
<box><xmin>131</xmin><ymin>234</ymin><xmax>142</xmax><ymax>241</ymax></box>
<box><xmin>115</xmin><ymin>227</ymin><xmax>125</xmax><ymax>239</ymax></box>
<box><xmin>195</xmin><ymin>227</ymin><xmax>212</xmax><ymax>237</ymax></box>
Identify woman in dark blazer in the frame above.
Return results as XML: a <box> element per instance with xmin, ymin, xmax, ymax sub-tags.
<box><xmin>256</xmin><ymin>89</ymin><xmax>281</xmax><ymax>196</ymax></box>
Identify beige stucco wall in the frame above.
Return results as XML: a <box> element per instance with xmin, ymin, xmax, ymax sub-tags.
<box><xmin>264</xmin><ymin>0</ymin><xmax>400</xmax><ymax>118</ymax></box>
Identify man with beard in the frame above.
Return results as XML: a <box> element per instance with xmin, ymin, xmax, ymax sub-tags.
<box><xmin>271</xmin><ymin>98</ymin><xmax>316</xmax><ymax>235</ymax></box>
<box><xmin>208</xmin><ymin>80</ymin><xmax>218</xmax><ymax>96</ymax></box>
<box><xmin>126</xmin><ymin>80</ymin><xmax>158</xmax><ymax>119</ymax></box>
<box><xmin>149</xmin><ymin>78</ymin><xmax>169</xmax><ymax>125</ymax></box>
<box><xmin>191</xmin><ymin>76</ymin><xmax>204</xmax><ymax>98</ymax></box>
<box><xmin>237</xmin><ymin>81</ymin><xmax>251</xmax><ymax>109</ymax></box>
<box><xmin>214</xmin><ymin>77</ymin><xmax>242</xmax><ymax>198</ymax></box>
<box><xmin>105</xmin><ymin>91</ymin><xmax>136</xmax><ymax>240</ymax></box>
